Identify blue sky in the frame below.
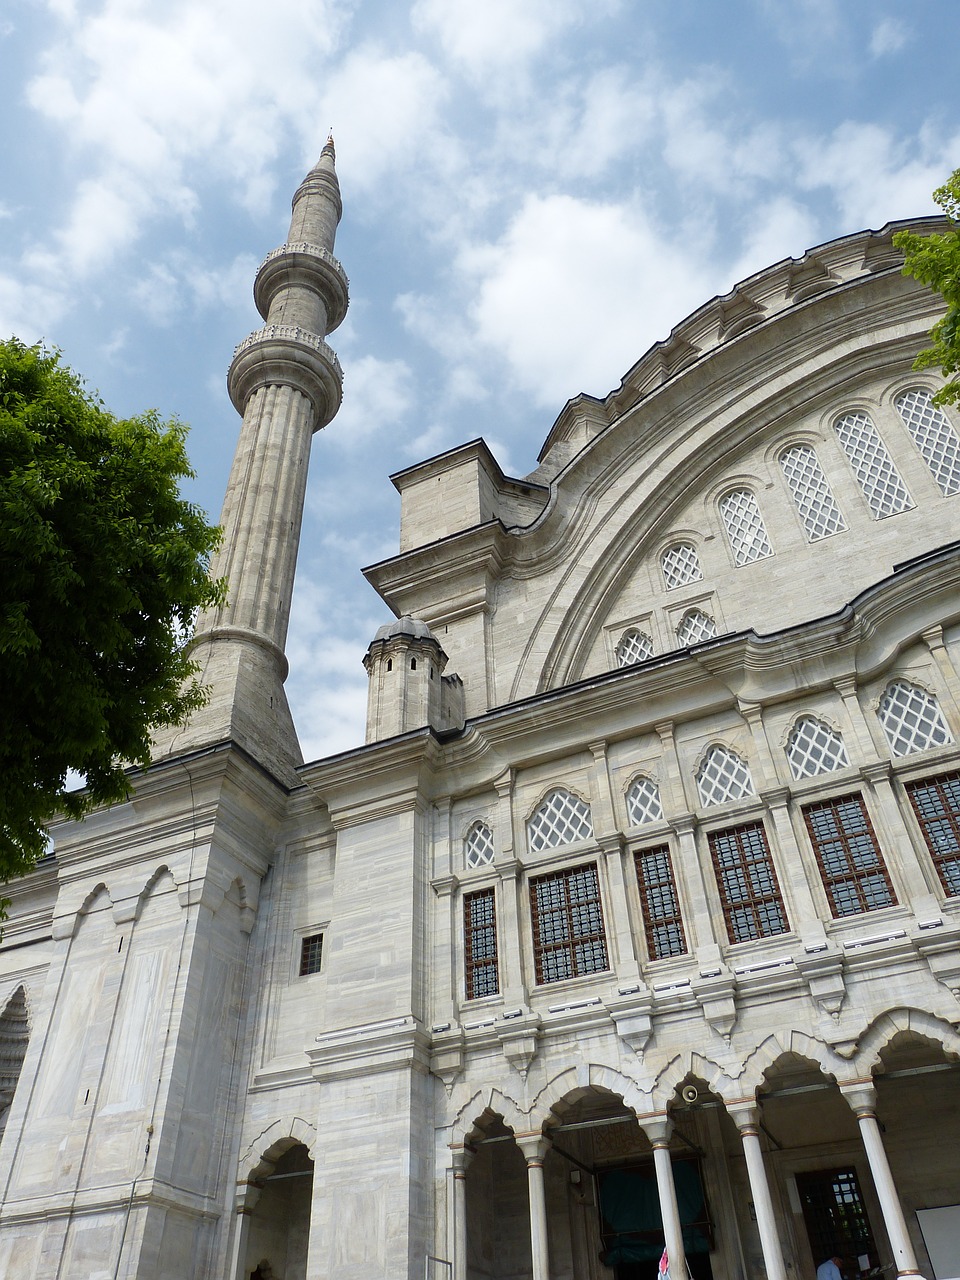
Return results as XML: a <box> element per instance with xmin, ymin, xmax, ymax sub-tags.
<box><xmin>2</xmin><ymin>0</ymin><xmax>959</xmax><ymax>760</ymax></box>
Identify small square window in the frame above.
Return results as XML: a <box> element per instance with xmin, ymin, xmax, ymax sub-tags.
<box><xmin>299</xmin><ymin>933</ymin><xmax>324</xmax><ymax>976</ymax></box>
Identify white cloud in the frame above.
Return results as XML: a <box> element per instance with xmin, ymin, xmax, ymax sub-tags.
<box><xmin>322</xmin><ymin>353</ymin><xmax>415</xmax><ymax>447</ymax></box>
<box><xmin>411</xmin><ymin>0</ymin><xmax>613</xmax><ymax>80</ymax></box>
<box><xmin>459</xmin><ymin>193</ymin><xmax>711</xmax><ymax>406</ymax></box>
<box><xmin>795</xmin><ymin>122</ymin><xmax>959</xmax><ymax>228</ymax></box>
<box><xmin>869</xmin><ymin>18</ymin><xmax>910</xmax><ymax>57</ymax></box>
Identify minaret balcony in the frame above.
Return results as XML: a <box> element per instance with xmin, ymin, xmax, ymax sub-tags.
<box><xmin>228</xmin><ymin>324</ymin><xmax>344</xmax><ymax>427</ymax></box>
<box><xmin>254</xmin><ymin>242</ymin><xmax>350</xmax><ymax>334</ymax></box>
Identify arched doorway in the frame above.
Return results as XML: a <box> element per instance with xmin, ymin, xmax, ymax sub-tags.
<box><xmin>242</xmin><ymin>1140</ymin><xmax>314</xmax><ymax>1280</ymax></box>
<box><xmin>463</xmin><ymin>1109</ymin><xmax>531</xmax><ymax>1279</ymax></box>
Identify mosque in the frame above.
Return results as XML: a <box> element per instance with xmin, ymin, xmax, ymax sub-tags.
<box><xmin>0</xmin><ymin>139</ymin><xmax>959</xmax><ymax>1280</ymax></box>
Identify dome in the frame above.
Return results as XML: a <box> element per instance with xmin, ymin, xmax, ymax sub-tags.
<box><xmin>371</xmin><ymin>614</ymin><xmax>438</xmax><ymax>644</ymax></box>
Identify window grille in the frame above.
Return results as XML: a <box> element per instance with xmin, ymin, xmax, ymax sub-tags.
<box><xmin>626</xmin><ymin>775</ymin><xmax>664</xmax><ymax>826</ymax></box>
<box><xmin>676</xmin><ymin>608</ymin><xmax>717</xmax><ymax>647</ymax></box>
<box><xmin>779</xmin><ymin>444</ymin><xmax>847</xmax><ymax>541</ymax></box>
<box><xmin>719</xmin><ymin>489</ymin><xmax>773</xmax><ymax>565</ymax></box>
<box><xmin>661</xmin><ymin>543</ymin><xmax>703</xmax><ymax>590</ymax></box>
<box><xmin>465</xmin><ymin>821</ymin><xmax>495</xmax><ymax>868</ymax></box>
<box><xmin>697</xmin><ymin>745</ymin><xmax>755</xmax><ymax>807</ymax></box>
<box><xmin>464</xmin><ymin>888</ymin><xmax>499</xmax><ymax>999</ymax></box>
<box><xmin>786</xmin><ymin>716</ymin><xmax>849</xmax><ymax>779</ymax></box>
<box><xmin>530</xmin><ymin>863</ymin><xmax>608</xmax><ymax>984</ymax></box>
<box><xmin>527</xmin><ymin>789</ymin><xmax>593</xmax><ymax>851</ymax></box>
<box><xmin>834</xmin><ymin>411</ymin><xmax>914</xmax><ymax>518</ymax></box>
<box><xmin>803</xmin><ymin>795</ymin><xmax>896</xmax><ymax>917</ymax></box>
<box><xmin>708</xmin><ymin>823</ymin><xmax>788</xmax><ymax>943</ymax></box>
<box><xmin>895</xmin><ymin>388</ymin><xmax>960</xmax><ymax>496</ymax></box>
<box><xmin>635</xmin><ymin>845</ymin><xmax>687</xmax><ymax>959</ymax></box>
<box><xmin>616</xmin><ymin>628</ymin><xmax>654</xmax><ymax>667</ymax></box>
<box><xmin>877</xmin><ymin>680</ymin><xmax>952</xmax><ymax>757</ymax></box>
<box><xmin>298</xmin><ymin>933</ymin><xmax>324</xmax><ymax>976</ymax></box>
<box><xmin>906</xmin><ymin>772</ymin><xmax>960</xmax><ymax>897</ymax></box>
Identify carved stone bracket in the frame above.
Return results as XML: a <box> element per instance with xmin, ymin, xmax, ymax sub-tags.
<box><xmin>692</xmin><ymin>970</ymin><xmax>738</xmax><ymax>1041</ymax></box>
<box><xmin>796</xmin><ymin>946</ymin><xmax>847</xmax><ymax>1020</ymax></box>
<box><xmin>430</xmin><ymin>1026</ymin><xmax>466</xmax><ymax>1092</ymax></box>
<box><xmin>605</xmin><ymin>991</ymin><xmax>654</xmax><ymax>1059</ymax></box>
<box><xmin>497</xmin><ymin>1012</ymin><xmax>542</xmax><ymax>1080</ymax></box>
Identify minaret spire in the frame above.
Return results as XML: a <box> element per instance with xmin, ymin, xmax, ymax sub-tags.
<box><xmin>153</xmin><ymin>144</ymin><xmax>349</xmax><ymax>780</ymax></box>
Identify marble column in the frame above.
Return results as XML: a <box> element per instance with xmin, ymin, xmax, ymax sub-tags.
<box><xmin>641</xmin><ymin>1116</ymin><xmax>689</xmax><ymax>1280</ymax></box>
<box><xmin>517</xmin><ymin>1135</ymin><xmax>552</xmax><ymax>1280</ymax></box>
<box><xmin>841</xmin><ymin>1084</ymin><xmax>922</xmax><ymax>1279</ymax></box>
<box><xmin>451</xmin><ymin>1147</ymin><xmax>473</xmax><ymax>1280</ymax></box>
<box><xmin>728</xmin><ymin>1104</ymin><xmax>788</xmax><ymax>1280</ymax></box>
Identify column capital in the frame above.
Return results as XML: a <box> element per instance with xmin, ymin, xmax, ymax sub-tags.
<box><xmin>669</xmin><ymin>815</ymin><xmax>698</xmax><ymax>838</ymax></box>
<box><xmin>638</xmin><ymin>1113</ymin><xmax>673</xmax><ymax>1147</ymax></box>
<box><xmin>760</xmin><ymin>786</ymin><xmax>791</xmax><ymax>811</ymax></box>
<box><xmin>726</xmin><ymin>1101</ymin><xmax>761</xmax><ymax>1133</ymax></box>
<box><xmin>515</xmin><ymin>1133</ymin><xmax>551</xmax><ymax>1164</ymax></box>
<box><xmin>840</xmin><ymin>1080</ymin><xmax>878</xmax><ymax>1117</ymax></box>
<box><xmin>450</xmin><ymin>1146</ymin><xmax>474</xmax><ymax>1176</ymax></box>
<box><xmin>737</xmin><ymin>700</ymin><xmax>764</xmax><ymax>726</ymax></box>
<box><xmin>655</xmin><ymin>720</ymin><xmax>676</xmax><ymax>746</ymax></box>
<box><xmin>922</xmin><ymin>624</ymin><xmax>946</xmax><ymax>653</ymax></box>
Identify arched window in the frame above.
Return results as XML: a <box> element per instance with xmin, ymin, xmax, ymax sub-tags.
<box><xmin>877</xmin><ymin>680</ymin><xmax>953</xmax><ymax>757</ymax></box>
<box><xmin>696</xmin><ymin>745</ymin><xmax>755</xmax><ymax>807</ymax></box>
<box><xmin>719</xmin><ymin>489</ymin><xmax>773</xmax><ymax>565</ymax></box>
<box><xmin>527</xmin><ymin>788</ymin><xmax>593</xmax><ymax>851</ymax></box>
<box><xmin>0</xmin><ymin>987</ymin><xmax>29</xmax><ymax>1143</ymax></box>
<box><xmin>661</xmin><ymin>542</ymin><xmax>703</xmax><ymax>590</ymax></box>
<box><xmin>616</xmin><ymin>628</ymin><xmax>654</xmax><ymax>667</ymax></box>
<box><xmin>626</xmin><ymin>775</ymin><xmax>663</xmax><ymax>825</ymax></box>
<box><xmin>464</xmin><ymin>821</ymin><xmax>495</xmax><ymax>868</ymax></box>
<box><xmin>895</xmin><ymin>388</ymin><xmax>960</xmax><ymax>496</ymax></box>
<box><xmin>786</xmin><ymin>716</ymin><xmax>849</xmax><ymax>779</ymax></box>
<box><xmin>834</xmin><ymin>410</ymin><xmax>914</xmax><ymax>518</ymax></box>
<box><xmin>779</xmin><ymin>444</ymin><xmax>847</xmax><ymax>540</ymax></box>
<box><xmin>676</xmin><ymin>608</ymin><xmax>717</xmax><ymax>647</ymax></box>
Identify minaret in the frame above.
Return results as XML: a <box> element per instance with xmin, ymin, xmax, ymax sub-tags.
<box><xmin>155</xmin><ymin>137</ymin><xmax>348</xmax><ymax>781</ymax></box>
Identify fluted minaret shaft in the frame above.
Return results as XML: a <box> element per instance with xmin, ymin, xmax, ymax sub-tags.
<box><xmin>154</xmin><ymin>140</ymin><xmax>349</xmax><ymax>780</ymax></box>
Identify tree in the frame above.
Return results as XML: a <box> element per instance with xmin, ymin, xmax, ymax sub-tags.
<box><xmin>0</xmin><ymin>338</ymin><xmax>224</xmax><ymax>878</ymax></box>
<box><xmin>893</xmin><ymin>168</ymin><xmax>960</xmax><ymax>407</ymax></box>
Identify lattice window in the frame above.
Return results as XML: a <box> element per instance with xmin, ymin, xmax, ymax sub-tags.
<box><xmin>779</xmin><ymin>444</ymin><xmax>847</xmax><ymax>541</ymax></box>
<box><xmin>616</xmin><ymin>628</ymin><xmax>654</xmax><ymax>667</ymax></box>
<box><xmin>877</xmin><ymin>680</ymin><xmax>952</xmax><ymax>757</ymax></box>
<box><xmin>697</xmin><ymin>745</ymin><xmax>755</xmax><ymax>807</ymax></box>
<box><xmin>635</xmin><ymin>845</ymin><xmax>687</xmax><ymax>959</ymax></box>
<box><xmin>530</xmin><ymin>863</ymin><xmax>608</xmax><ymax>984</ymax></box>
<box><xmin>803</xmin><ymin>795</ymin><xmax>896</xmax><ymax>917</ymax></box>
<box><xmin>626</xmin><ymin>775</ymin><xmax>664</xmax><ymax>826</ymax></box>
<box><xmin>834</xmin><ymin>411</ymin><xmax>914</xmax><ymax>518</ymax></box>
<box><xmin>786</xmin><ymin>716</ymin><xmax>849</xmax><ymax>780</ymax></box>
<box><xmin>708</xmin><ymin>823</ymin><xmax>788</xmax><ymax>943</ymax></box>
<box><xmin>298</xmin><ymin>933</ymin><xmax>324</xmax><ymax>976</ymax></box>
<box><xmin>464</xmin><ymin>887</ymin><xmax>499</xmax><ymax>999</ymax></box>
<box><xmin>896</xmin><ymin>388</ymin><xmax>960</xmax><ymax>496</ymax></box>
<box><xmin>527</xmin><ymin>789</ymin><xmax>593</xmax><ymax>851</ymax></box>
<box><xmin>661</xmin><ymin>542</ymin><xmax>703</xmax><ymax>589</ymax></box>
<box><xmin>676</xmin><ymin>608</ymin><xmax>717</xmax><ymax>647</ymax></box>
<box><xmin>906</xmin><ymin>772</ymin><xmax>960</xmax><ymax>897</ymax></box>
<box><xmin>464</xmin><ymin>821</ymin><xmax>495</xmax><ymax>868</ymax></box>
<box><xmin>719</xmin><ymin>489</ymin><xmax>773</xmax><ymax>565</ymax></box>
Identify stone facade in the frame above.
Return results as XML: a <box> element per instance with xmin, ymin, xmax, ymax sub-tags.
<box><xmin>0</xmin><ymin>150</ymin><xmax>959</xmax><ymax>1280</ymax></box>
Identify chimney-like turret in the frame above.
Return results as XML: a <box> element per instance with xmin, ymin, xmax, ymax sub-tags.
<box><xmin>154</xmin><ymin>138</ymin><xmax>348</xmax><ymax>781</ymax></box>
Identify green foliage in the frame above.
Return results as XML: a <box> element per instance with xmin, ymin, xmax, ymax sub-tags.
<box><xmin>893</xmin><ymin>168</ymin><xmax>960</xmax><ymax>408</ymax></box>
<box><xmin>0</xmin><ymin>338</ymin><xmax>224</xmax><ymax>876</ymax></box>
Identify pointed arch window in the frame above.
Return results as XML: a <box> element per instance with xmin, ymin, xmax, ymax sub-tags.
<box><xmin>626</xmin><ymin>775</ymin><xmax>663</xmax><ymax>826</ymax></box>
<box><xmin>696</xmin><ymin>745</ymin><xmax>755</xmax><ymax>807</ymax></box>
<box><xmin>464</xmin><ymin>821</ymin><xmax>495</xmax><ymax>868</ymax></box>
<box><xmin>834</xmin><ymin>411</ymin><xmax>914</xmax><ymax>518</ymax></box>
<box><xmin>895</xmin><ymin>388</ymin><xmax>960</xmax><ymax>496</ymax></box>
<box><xmin>527</xmin><ymin>788</ymin><xmax>593</xmax><ymax>851</ymax></box>
<box><xmin>786</xmin><ymin>716</ymin><xmax>849</xmax><ymax>779</ymax></box>
<box><xmin>719</xmin><ymin>489</ymin><xmax>773</xmax><ymax>565</ymax></box>
<box><xmin>779</xmin><ymin>444</ymin><xmax>847</xmax><ymax>540</ymax></box>
<box><xmin>676</xmin><ymin>608</ymin><xmax>717</xmax><ymax>647</ymax></box>
<box><xmin>0</xmin><ymin>987</ymin><xmax>28</xmax><ymax>1142</ymax></box>
<box><xmin>877</xmin><ymin>680</ymin><xmax>952</xmax><ymax>757</ymax></box>
<box><xmin>616</xmin><ymin>628</ymin><xmax>654</xmax><ymax>667</ymax></box>
<box><xmin>661</xmin><ymin>542</ymin><xmax>703</xmax><ymax>590</ymax></box>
